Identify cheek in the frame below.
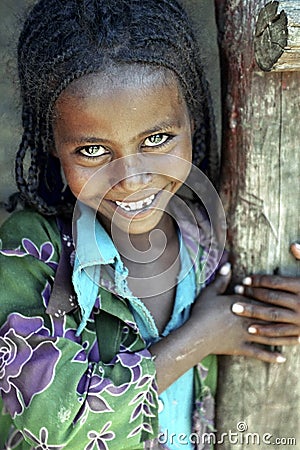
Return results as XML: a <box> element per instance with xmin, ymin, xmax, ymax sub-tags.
<box><xmin>171</xmin><ymin>139</ymin><xmax>193</xmax><ymax>181</ymax></box>
<box><xmin>62</xmin><ymin>164</ymin><xmax>115</xmax><ymax>205</ymax></box>
<box><xmin>60</xmin><ymin>164</ymin><xmax>88</xmax><ymax>198</ymax></box>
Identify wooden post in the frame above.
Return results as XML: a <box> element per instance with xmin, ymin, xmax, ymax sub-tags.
<box><xmin>215</xmin><ymin>0</ymin><xmax>300</xmax><ymax>448</ymax></box>
<box><xmin>255</xmin><ymin>0</ymin><xmax>300</xmax><ymax>72</ymax></box>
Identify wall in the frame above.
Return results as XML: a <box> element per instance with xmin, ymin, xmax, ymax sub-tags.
<box><xmin>0</xmin><ymin>0</ymin><xmax>34</xmax><ymax>223</ymax></box>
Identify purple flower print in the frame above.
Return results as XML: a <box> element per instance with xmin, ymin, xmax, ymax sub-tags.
<box><xmin>0</xmin><ymin>313</ymin><xmax>60</xmax><ymax>418</ymax></box>
<box><xmin>127</xmin><ymin>422</ymin><xmax>154</xmax><ymax>440</ymax></box>
<box><xmin>77</xmin><ymin>349</ymin><xmax>152</xmax><ymax>420</ymax></box>
<box><xmin>115</xmin><ymin>348</ymin><xmax>151</xmax><ymax>382</ymax></box>
<box><xmin>23</xmin><ymin>427</ymin><xmax>65</xmax><ymax>449</ymax></box>
<box><xmin>78</xmin><ymin>372</ymin><xmax>114</xmax><ymax>414</ymax></box>
<box><xmin>129</xmin><ymin>375</ymin><xmax>157</xmax><ymax>427</ymax></box>
<box><xmin>85</xmin><ymin>422</ymin><xmax>115</xmax><ymax>450</ymax></box>
<box><xmin>114</xmin><ymin>349</ymin><xmax>157</xmax><ymax>438</ymax></box>
<box><xmin>0</xmin><ymin>238</ymin><xmax>58</xmax><ymax>271</ymax></box>
<box><xmin>72</xmin><ymin>339</ymin><xmax>98</xmax><ymax>364</ymax></box>
<box><xmin>75</xmin><ymin>366</ymin><xmax>129</xmax><ymax>424</ymax></box>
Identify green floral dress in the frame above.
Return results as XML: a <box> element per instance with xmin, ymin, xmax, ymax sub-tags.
<box><xmin>0</xmin><ymin>208</ymin><xmax>218</xmax><ymax>450</ymax></box>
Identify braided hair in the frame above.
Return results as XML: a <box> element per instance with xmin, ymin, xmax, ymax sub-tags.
<box><xmin>13</xmin><ymin>0</ymin><xmax>219</xmax><ymax>216</ymax></box>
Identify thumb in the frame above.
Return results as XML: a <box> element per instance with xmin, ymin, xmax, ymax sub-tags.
<box><xmin>208</xmin><ymin>262</ymin><xmax>232</xmax><ymax>294</ymax></box>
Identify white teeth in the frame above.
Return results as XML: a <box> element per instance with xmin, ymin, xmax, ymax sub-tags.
<box><xmin>116</xmin><ymin>194</ymin><xmax>155</xmax><ymax>211</ymax></box>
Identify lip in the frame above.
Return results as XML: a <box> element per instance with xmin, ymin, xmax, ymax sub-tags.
<box><xmin>105</xmin><ymin>185</ymin><xmax>173</xmax><ymax>220</ymax></box>
<box><xmin>115</xmin><ymin>193</ymin><xmax>155</xmax><ymax>211</ymax></box>
<box><xmin>111</xmin><ymin>190</ymin><xmax>161</xmax><ymax>217</ymax></box>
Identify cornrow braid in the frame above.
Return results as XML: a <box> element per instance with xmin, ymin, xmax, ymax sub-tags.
<box><xmin>14</xmin><ymin>0</ymin><xmax>219</xmax><ymax>216</ymax></box>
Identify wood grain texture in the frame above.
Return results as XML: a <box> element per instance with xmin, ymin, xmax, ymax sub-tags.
<box><xmin>216</xmin><ymin>0</ymin><xmax>300</xmax><ymax>447</ymax></box>
<box><xmin>255</xmin><ymin>0</ymin><xmax>300</xmax><ymax>72</ymax></box>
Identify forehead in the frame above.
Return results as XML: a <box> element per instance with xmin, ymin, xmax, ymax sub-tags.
<box><xmin>53</xmin><ymin>65</ymin><xmax>191</xmax><ymax>142</ymax></box>
<box><xmin>55</xmin><ymin>65</ymin><xmax>184</xmax><ymax>107</ymax></box>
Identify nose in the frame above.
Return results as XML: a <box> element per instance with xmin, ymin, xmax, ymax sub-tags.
<box><xmin>117</xmin><ymin>154</ymin><xmax>153</xmax><ymax>192</ymax></box>
<box><xmin>120</xmin><ymin>172</ymin><xmax>153</xmax><ymax>192</ymax></box>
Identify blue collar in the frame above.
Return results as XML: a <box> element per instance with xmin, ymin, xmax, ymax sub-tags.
<box><xmin>73</xmin><ymin>202</ymin><xmax>131</xmax><ymax>335</ymax></box>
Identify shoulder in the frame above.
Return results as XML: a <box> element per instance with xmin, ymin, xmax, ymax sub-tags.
<box><xmin>168</xmin><ymin>195</ymin><xmax>211</xmax><ymax>242</ymax></box>
<box><xmin>0</xmin><ymin>209</ymin><xmax>60</xmax><ymax>251</ymax></box>
<box><xmin>0</xmin><ymin>210</ymin><xmax>63</xmax><ymax>325</ymax></box>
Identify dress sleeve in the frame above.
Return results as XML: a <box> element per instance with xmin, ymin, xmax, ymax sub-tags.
<box><xmin>0</xmin><ymin>211</ymin><xmax>159</xmax><ymax>449</ymax></box>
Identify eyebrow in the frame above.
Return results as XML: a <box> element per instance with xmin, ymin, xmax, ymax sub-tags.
<box><xmin>137</xmin><ymin>120</ymin><xmax>182</xmax><ymax>139</ymax></box>
<box><xmin>62</xmin><ymin>119</ymin><xmax>182</xmax><ymax>145</ymax></box>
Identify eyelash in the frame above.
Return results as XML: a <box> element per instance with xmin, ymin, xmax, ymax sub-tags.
<box><xmin>76</xmin><ymin>133</ymin><xmax>174</xmax><ymax>159</ymax></box>
<box><xmin>77</xmin><ymin>145</ymin><xmax>108</xmax><ymax>159</ymax></box>
<box><xmin>142</xmin><ymin>133</ymin><xmax>173</xmax><ymax>149</ymax></box>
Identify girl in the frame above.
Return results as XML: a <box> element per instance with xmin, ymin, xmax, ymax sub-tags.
<box><xmin>1</xmin><ymin>1</ymin><xmax>299</xmax><ymax>449</ymax></box>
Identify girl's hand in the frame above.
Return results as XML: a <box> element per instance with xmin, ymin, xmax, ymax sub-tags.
<box><xmin>151</xmin><ymin>261</ymin><xmax>294</xmax><ymax>393</ymax></box>
<box><xmin>233</xmin><ymin>258</ymin><xmax>300</xmax><ymax>348</ymax></box>
<box><xmin>190</xmin><ymin>263</ymin><xmax>287</xmax><ymax>364</ymax></box>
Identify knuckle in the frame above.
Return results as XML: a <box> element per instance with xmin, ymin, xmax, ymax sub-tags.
<box><xmin>247</xmin><ymin>304</ymin><xmax>256</xmax><ymax>318</ymax></box>
<box><xmin>250</xmin><ymin>275</ymin><xmax>260</xmax><ymax>286</ymax></box>
<box><xmin>256</xmin><ymin>274</ymin><xmax>281</xmax><ymax>288</ymax></box>
<box><xmin>244</xmin><ymin>286</ymin><xmax>254</xmax><ymax>297</ymax></box>
<box><xmin>252</xmin><ymin>274</ymin><xmax>268</xmax><ymax>286</ymax></box>
<box><xmin>269</xmin><ymin>308</ymin><xmax>280</xmax><ymax>322</ymax></box>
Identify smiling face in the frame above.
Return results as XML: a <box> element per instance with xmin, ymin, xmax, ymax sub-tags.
<box><xmin>52</xmin><ymin>66</ymin><xmax>193</xmax><ymax>235</ymax></box>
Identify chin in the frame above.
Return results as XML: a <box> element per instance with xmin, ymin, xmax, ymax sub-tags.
<box><xmin>103</xmin><ymin>209</ymin><xmax>166</xmax><ymax>236</ymax></box>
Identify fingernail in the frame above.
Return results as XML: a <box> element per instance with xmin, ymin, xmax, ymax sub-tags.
<box><xmin>276</xmin><ymin>355</ymin><xmax>286</xmax><ymax>363</ymax></box>
<box><xmin>248</xmin><ymin>326</ymin><xmax>257</xmax><ymax>334</ymax></box>
<box><xmin>298</xmin><ymin>336</ymin><xmax>300</xmax><ymax>344</ymax></box>
<box><xmin>243</xmin><ymin>277</ymin><xmax>252</xmax><ymax>286</ymax></box>
<box><xmin>219</xmin><ymin>262</ymin><xmax>231</xmax><ymax>276</ymax></box>
<box><xmin>292</xmin><ymin>242</ymin><xmax>300</xmax><ymax>250</ymax></box>
<box><xmin>234</xmin><ymin>285</ymin><xmax>244</xmax><ymax>295</ymax></box>
<box><xmin>232</xmin><ymin>303</ymin><xmax>244</xmax><ymax>314</ymax></box>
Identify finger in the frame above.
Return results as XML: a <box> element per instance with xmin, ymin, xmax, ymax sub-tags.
<box><xmin>243</xmin><ymin>286</ymin><xmax>299</xmax><ymax>310</ymax></box>
<box><xmin>248</xmin><ymin>323</ymin><xmax>300</xmax><ymax>338</ymax></box>
<box><xmin>232</xmin><ymin>302</ymin><xmax>296</xmax><ymax>324</ymax></box>
<box><xmin>290</xmin><ymin>242</ymin><xmax>300</xmax><ymax>261</ymax></box>
<box><xmin>248</xmin><ymin>334</ymin><xmax>300</xmax><ymax>347</ymax></box>
<box><xmin>241</xmin><ymin>343</ymin><xmax>286</xmax><ymax>364</ymax></box>
<box><xmin>243</xmin><ymin>274</ymin><xmax>300</xmax><ymax>295</ymax></box>
<box><xmin>207</xmin><ymin>262</ymin><xmax>231</xmax><ymax>294</ymax></box>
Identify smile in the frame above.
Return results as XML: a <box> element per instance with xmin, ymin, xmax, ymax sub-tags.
<box><xmin>115</xmin><ymin>194</ymin><xmax>156</xmax><ymax>212</ymax></box>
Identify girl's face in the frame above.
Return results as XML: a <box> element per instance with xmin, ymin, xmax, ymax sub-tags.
<box><xmin>53</xmin><ymin>67</ymin><xmax>193</xmax><ymax>235</ymax></box>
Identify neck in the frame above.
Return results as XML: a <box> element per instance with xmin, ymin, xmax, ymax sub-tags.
<box><xmin>101</xmin><ymin>212</ymin><xmax>177</xmax><ymax>264</ymax></box>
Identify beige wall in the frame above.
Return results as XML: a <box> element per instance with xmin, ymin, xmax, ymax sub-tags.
<box><xmin>0</xmin><ymin>0</ymin><xmax>35</xmax><ymax>223</ymax></box>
